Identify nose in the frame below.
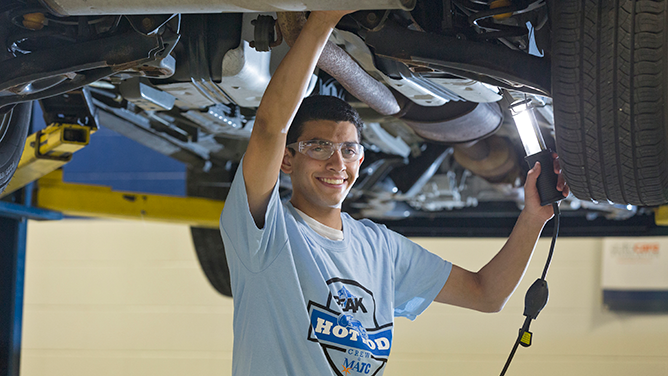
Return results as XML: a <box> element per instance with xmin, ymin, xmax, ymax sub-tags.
<box><xmin>327</xmin><ymin>149</ymin><xmax>346</xmax><ymax>172</ymax></box>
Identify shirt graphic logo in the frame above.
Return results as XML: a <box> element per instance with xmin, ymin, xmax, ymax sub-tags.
<box><xmin>307</xmin><ymin>278</ymin><xmax>392</xmax><ymax>376</ymax></box>
<box><xmin>336</xmin><ymin>286</ymin><xmax>368</xmax><ymax>314</ymax></box>
<box><xmin>338</xmin><ymin>313</ymin><xmax>369</xmax><ymax>341</ymax></box>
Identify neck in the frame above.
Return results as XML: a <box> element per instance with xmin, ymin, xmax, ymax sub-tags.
<box><xmin>290</xmin><ymin>200</ymin><xmax>343</xmax><ymax>230</ymax></box>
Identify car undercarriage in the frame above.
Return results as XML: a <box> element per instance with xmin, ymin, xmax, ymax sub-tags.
<box><xmin>2</xmin><ymin>0</ymin><xmax>667</xmax><ymax>296</ymax></box>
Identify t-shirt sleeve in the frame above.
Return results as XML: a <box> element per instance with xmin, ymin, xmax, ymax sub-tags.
<box><xmin>390</xmin><ymin>231</ymin><xmax>452</xmax><ymax>320</ymax></box>
<box><xmin>219</xmin><ymin>160</ymin><xmax>288</xmax><ymax>272</ymax></box>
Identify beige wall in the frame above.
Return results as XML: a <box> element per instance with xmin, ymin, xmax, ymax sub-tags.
<box><xmin>22</xmin><ymin>219</ymin><xmax>668</xmax><ymax>376</ymax></box>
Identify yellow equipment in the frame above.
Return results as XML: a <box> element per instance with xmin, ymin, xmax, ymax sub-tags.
<box><xmin>1</xmin><ymin>123</ymin><xmax>91</xmax><ymax>198</ymax></box>
<box><xmin>36</xmin><ymin>169</ymin><xmax>224</xmax><ymax>228</ymax></box>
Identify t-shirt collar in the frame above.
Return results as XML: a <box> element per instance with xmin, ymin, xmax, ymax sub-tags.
<box><xmin>292</xmin><ymin>207</ymin><xmax>344</xmax><ymax>241</ymax></box>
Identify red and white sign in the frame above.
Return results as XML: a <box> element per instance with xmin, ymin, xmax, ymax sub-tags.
<box><xmin>602</xmin><ymin>237</ymin><xmax>668</xmax><ymax>290</ymax></box>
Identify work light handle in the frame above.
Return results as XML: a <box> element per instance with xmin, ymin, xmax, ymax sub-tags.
<box><xmin>525</xmin><ymin>150</ymin><xmax>563</xmax><ymax>206</ymax></box>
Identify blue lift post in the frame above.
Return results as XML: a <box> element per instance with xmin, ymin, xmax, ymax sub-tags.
<box><xmin>0</xmin><ymin>187</ymin><xmax>30</xmax><ymax>376</ymax></box>
<box><xmin>1</xmin><ymin>102</ymin><xmax>65</xmax><ymax>376</ymax></box>
<box><xmin>0</xmin><ymin>185</ymin><xmax>62</xmax><ymax>376</ymax></box>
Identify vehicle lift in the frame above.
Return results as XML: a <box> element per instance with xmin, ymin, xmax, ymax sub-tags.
<box><xmin>2</xmin><ymin>120</ymin><xmax>668</xmax><ymax>376</ymax></box>
<box><xmin>0</xmin><ymin>120</ymin><xmax>224</xmax><ymax>376</ymax></box>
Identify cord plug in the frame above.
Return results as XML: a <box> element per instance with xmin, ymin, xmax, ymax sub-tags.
<box><xmin>523</xmin><ymin>278</ymin><xmax>549</xmax><ymax>320</ymax></box>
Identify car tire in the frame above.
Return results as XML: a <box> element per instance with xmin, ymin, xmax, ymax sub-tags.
<box><xmin>186</xmin><ymin>165</ymin><xmax>233</xmax><ymax>297</ymax></box>
<box><xmin>551</xmin><ymin>0</ymin><xmax>668</xmax><ymax>206</ymax></box>
<box><xmin>190</xmin><ymin>227</ymin><xmax>232</xmax><ymax>297</ymax></box>
<box><xmin>0</xmin><ymin>102</ymin><xmax>32</xmax><ymax>195</ymax></box>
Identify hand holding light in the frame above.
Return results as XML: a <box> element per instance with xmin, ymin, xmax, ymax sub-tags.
<box><xmin>509</xmin><ymin>98</ymin><xmax>564</xmax><ymax>206</ymax></box>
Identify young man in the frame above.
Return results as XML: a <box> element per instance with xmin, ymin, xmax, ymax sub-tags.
<box><xmin>220</xmin><ymin>10</ymin><xmax>569</xmax><ymax>376</ymax></box>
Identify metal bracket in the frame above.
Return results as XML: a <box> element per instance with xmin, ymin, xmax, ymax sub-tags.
<box><xmin>33</xmin><ymin>129</ymin><xmax>73</xmax><ymax>162</ymax></box>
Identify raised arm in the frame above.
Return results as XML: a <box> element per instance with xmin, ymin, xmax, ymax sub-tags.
<box><xmin>243</xmin><ymin>11</ymin><xmax>350</xmax><ymax>227</ymax></box>
<box><xmin>435</xmin><ymin>159</ymin><xmax>569</xmax><ymax>312</ymax></box>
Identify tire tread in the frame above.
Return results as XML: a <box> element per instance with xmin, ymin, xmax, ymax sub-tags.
<box><xmin>552</xmin><ymin>0</ymin><xmax>668</xmax><ymax>206</ymax></box>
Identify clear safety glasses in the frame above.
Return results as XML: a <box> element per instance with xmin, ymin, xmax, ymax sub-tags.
<box><xmin>287</xmin><ymin>140</ymin><xmax>364</xmax><ymax>162</ymax></box>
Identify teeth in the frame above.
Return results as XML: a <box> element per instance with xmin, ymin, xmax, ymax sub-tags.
<box><xmin>321</xmin><ymin>178</ymin><xmax>345</xmax><ymax>185</ymax></box>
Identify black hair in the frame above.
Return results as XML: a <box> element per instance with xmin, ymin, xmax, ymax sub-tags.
<box><xmin>286</xmin><ymin>95</ymin><xmax>364</xmax><ymax>147</ymax></box>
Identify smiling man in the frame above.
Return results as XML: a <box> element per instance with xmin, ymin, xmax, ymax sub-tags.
<box><xmin>281</xmin><ymin>96</ymin><xmax>365</xmax><ymax>230</ymax></box>
<box><xmin>219</xmin><ymin>10</ymin><xmax>568</xmax><ymax>376</ymax></box>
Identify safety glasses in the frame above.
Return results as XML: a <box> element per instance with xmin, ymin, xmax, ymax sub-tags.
<box><xmin>287</xmin><ymin>140</ymin><xmax>364</xmax><ymax>162</ymax></box>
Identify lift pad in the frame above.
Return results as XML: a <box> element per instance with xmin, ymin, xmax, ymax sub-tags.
<box><xmin>1</xmin><ymin>123</ymin><xmax>91</xmax><ymax>198</ymax></box>
<box><xmin>36</xmin><ymin>170</ymin><xmax>225</xmax><ymax>228</ymax></box>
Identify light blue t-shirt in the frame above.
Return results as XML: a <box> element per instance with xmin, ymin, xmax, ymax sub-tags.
<box><xmin>220</xmin><ymin>165</ymin><xmax>452</xmax><ymax>376</ymax></box>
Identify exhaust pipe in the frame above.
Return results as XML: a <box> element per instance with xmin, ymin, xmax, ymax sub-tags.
<box><xmin>276</xmin><ymin>12</ymin><xmax>401</xmax><ymax>116</ymax></box>
<box><xmin>39</xmin><ymin>0</ymin><xmax>415</xmax><ymax>16</ymax></box>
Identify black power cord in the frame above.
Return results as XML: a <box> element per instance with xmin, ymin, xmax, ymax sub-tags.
<box><xmin>499</xmin><ymin>202</ymin><xmax>560</xmax><ymax>376</ymax></box>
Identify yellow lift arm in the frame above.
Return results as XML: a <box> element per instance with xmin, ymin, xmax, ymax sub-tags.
<box><xmin>36</xmin><ymin>170</ymin><xmax>225</xmax><ymax>229</ymax></box>
<box><xmin>1</xmin><ymin>123</ymin><xmax>91</xmax><ymax>198</ymax></box>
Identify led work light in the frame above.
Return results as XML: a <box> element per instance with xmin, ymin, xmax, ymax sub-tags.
<box><xmin>509</xmin><ymin>98</ymin><xmax>563</xmax><ymax>206</ymax></box>
<box><xmin>500</xmin><ymin>98</ymin><xmax>565</xmax><ymax>376</ymax></box>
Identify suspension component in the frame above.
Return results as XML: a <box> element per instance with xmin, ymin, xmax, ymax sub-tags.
<box><xmin>22</xmin><ymin>12</ymin><xmax>46</xmax><ymax>30</ymax></box>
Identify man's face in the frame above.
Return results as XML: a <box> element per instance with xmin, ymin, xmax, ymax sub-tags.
<box><xmin>281</xmin><ymin>120</ymin><xmax>364</xmax><ymax>214</ymax></box>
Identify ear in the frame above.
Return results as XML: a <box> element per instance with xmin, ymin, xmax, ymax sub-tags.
<box><xmin>357</xmin><ymin>152</ymin><xmax>365</xmax><ymax>167</ymax></box>
<box><xmin>280</xmin><ymin>148</ymin><xmax>293</xmax><ymax>174</ymax></box>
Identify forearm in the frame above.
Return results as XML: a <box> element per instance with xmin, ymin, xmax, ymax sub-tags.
<box><xmin>243</xmin><ymin>12</ymin><xmax>345</xmax><ymax>225</ymax></box>
<box><xmin>475</xmin><ymin>209</ymin><xmax>548</xmax><ymax>311</ymax></box>
<box><xmin>435</xmin><ymin>162</ymin><xmax>565</xmax><ymax>312</ymax></box>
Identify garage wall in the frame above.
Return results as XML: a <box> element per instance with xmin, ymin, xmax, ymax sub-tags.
<box><xmin>22</xmin><ymin>219</ymin><xmax>668</xmax><ymax>376</ymax></box>
<box><xmin>22</xmin><ymin>220</ymin><xmax>232</xmax><ymax>376</ymax></box>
